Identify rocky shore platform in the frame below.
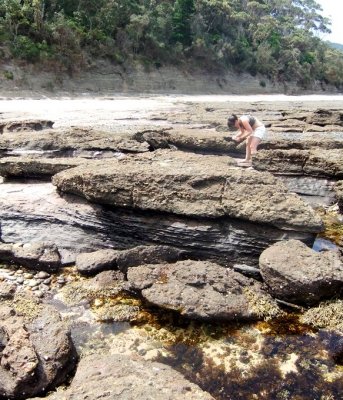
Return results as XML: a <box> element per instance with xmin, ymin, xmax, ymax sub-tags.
<box><xmin>0</xmin><ymin>95</ymin><xmax>342</xmax><ymax>399</ymax></box>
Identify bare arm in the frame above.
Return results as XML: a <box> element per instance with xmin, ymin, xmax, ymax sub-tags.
<box><xmin>233</xmin><ymin>118</ymin><xmax>253</xmax><ymax>141</ymax></box>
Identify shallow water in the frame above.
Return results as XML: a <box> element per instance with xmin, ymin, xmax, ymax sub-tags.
<box><xmin>57</xmin><ymin>289</ymin><xmax>343</xmax><ymax>400</ymax></box>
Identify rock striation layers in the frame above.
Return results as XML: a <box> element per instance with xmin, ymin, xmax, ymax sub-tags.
<box><xmin>0</xmin><ymin>149</ymin><xmax>323</xmax><ymax>266</ymax></box>
<box><xmin>52</xmin><ymin>150</ymin><xmax>322</xmax><ymax>232</ymax></box>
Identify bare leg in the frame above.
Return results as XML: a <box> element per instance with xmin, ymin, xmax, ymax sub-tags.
<box><xmin>245</xmin><ymin>136</ymin><xmax>252</xmax><ymax>161</ymax></box>
<box><xmin>250</xmin><ymin>137</ymin><xmax>261</xmax><ymax>156</ymax></box>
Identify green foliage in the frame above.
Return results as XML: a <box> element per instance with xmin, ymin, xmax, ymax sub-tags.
<box><xmin>3</xmin><ymin>70</ymin><xmax>14</xmax><ymax>79</ymax></box>
<box><xmin>171</xmin><ymin>0</ymin><xmax>195</xmax><ymax>46</ymax></box>
<box><xmin>11</xmin><ymin>35</ymin><xmax>49</xmax><ymax>61</ymax></box>
<box><xmin>0</xmin><ymin>0</ymin><xmax>342</xmax><ymax>89</ymax></box>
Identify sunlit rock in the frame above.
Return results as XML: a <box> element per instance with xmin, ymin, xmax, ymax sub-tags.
<box><xmin>30</xmin><ymin>353</ymin><xmax>214</xmax><ymax>400</ymax></box>
<box><xmin>0</xmin><ymin>156</ymin><xmax>86</xmax><ymax>179</ymax></box>
<box><xmin>0</xmin><ymin>242</ymin><xmax>62</xmax><ymax>272</ymax></box>
<box><xmin>127</xmin><ymin>260</ymin><xmax>282</xmax><ymax>321</ymax></box>
<box><xmin>0</xmin><ymin>119</ymin><xmax>54</xmax><ymax>134</ymax></box>
<box><xmin>76</xmin><ymin>245</ymin><xmax>186</xmax><ymax>276</ymax></box>
<box><xmin>0</xmin><ymin>295</ymin><xmax>75</xmax><ymax>399</ymax></box>
<box><xmin>259</xmin><ymin>239</ymin><xmax>343</xmax><ymax>305</ymax></box>
<box><xmin>253</xmin><ymin>148</ymin><xmax>343</xmax><ymax>178</ymax></box>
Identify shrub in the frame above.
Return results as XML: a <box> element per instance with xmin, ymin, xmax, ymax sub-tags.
<box><xmin>3</xmin><ymin>70</ymin><xmax>14</xmax><ymax>80</ymax></box>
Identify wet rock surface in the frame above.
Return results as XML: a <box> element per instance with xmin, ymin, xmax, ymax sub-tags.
<box><xmin>260</xmin><ymin>239</ymin><xmax>343</xmax><ymax>305</ymax></box>
<box><xmin>335</xmin><ymin>180</ymin><xmax>343</xmax><ymax>212</ymax></box>
<box><xmin>127</xmin><ymin>260</ymin><xmax>282</xmax><ymax>321</ymax></box>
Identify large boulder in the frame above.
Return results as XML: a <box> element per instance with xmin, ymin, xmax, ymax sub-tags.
<box><xmin>52</xmin><ymin>150</ymin><xmax>323</xmax><ymax>232</ymax></box>
<box><xmin>141</xmin><ymin>127</ymin><xmax>242</xmax><ymax>155</ymax></box>
<box><xmin>259</xmin><ymin>240</ymin><xmax>343</xmax><ymax>305</ymax></box>
<box><xmin>116</xmin><ymin>245</ymin><xmax>186</xmax><ymax>272</ymax></box>
<box><xmin>29</xmin><ymin>353</ymin><xmax>215</xmax><ymax>400</ymax></box>
<box><xmin>0</xmin><ymin>297</ymin><xmax>75</xmax><ymax>399</ymax></box>
<box><xmin>127</xmin><ymin>260</ymin><xmax>282</xmax><ymax>321</ymax></box>
<box><xmin>76</xmin><ymin>245</ymin><xmax>186</xmax><ymax>275</ymax></box>
<box><xmin>75</xmin><ymin>249</ymin><xmax>119</xmax><ymax>275</ymax></box>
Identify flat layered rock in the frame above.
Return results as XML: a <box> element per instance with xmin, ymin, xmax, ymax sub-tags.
<box><xmin>305</xmin><ymin>109</ymin><xmax>343</xmax><ymax>127</ymax></box>
<box><xmin>0</xmin><ymin>181</ymin><xmax>315</xmax><ymax>266</ymax></box>
<box><xmin>144</xmin><ymin>127</ymin><xmax>242</xmax><ymax>155</ymax></box>
<box><xmin>259</xmin><ymin>240</ymin><xmax>343</xmax><ymax>305</ymax></box>
<box><xmin>0</xmin><ymin>127</ymin><xmax>150</xmax><ymax>156</ymax></box>
<box><xmin>0</xmin><ymin>119</ymin><xmax>54</xmax><ymax>134</ymax></box>
<box><xmin>52</xmin><ymin>150</ymin><xmax>323</xmax><ymax>232</ymax></box>
<box><xmin>0</xmin><ymin>156</ymin><xmax>86</xmax><ymax>178</ymax></box>
<box><xmin>30</xmin><ymin>353</ymin><xmax>214</xmax><ymax>400</ymax></box>
<box><xmin>254</xmin><ymin>149</ymin><xmax>343</xmax><ymax>178</ymax></box>
<box><xmin>127</xmin><ymin>260</ymin><xmax>282</xmax><ymax>321</ymax></box>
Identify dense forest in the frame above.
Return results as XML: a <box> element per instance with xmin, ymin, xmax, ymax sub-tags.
<box><xmin>0</xmin><ymin>0</ymin><xmax>342</xmax><ymax>89</ymax></box>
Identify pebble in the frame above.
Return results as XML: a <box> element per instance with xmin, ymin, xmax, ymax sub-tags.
<box><xmin>39</xmin><ymin>284</ymin><xmax>50</xmax><ymax>292</ymax></box>
<box><xmin>0</xmin><ymin>269</ymin><xmax>10</xmax><ymax>274</ymax></box>
<box><xmin>0</xmin><ymin>264</ymin><xmax>74</xmax><ymax>299</ymax></box>
<box><xmin>27</xmin><ymin>279</ymin><xmax>39</xmax><ymax>287</ymax></box>
<box><xmin>36</xmin><ymin>271</ymin><xmax>50</xmax><ymax>279</ymax></box>
<box><xmin>57</xmin><ymin>277</ymin><xmax>66</xmax><ymax>284</ymax></box>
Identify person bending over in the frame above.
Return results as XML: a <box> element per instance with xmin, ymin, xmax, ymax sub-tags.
<box><xmin>227</xmin><ymin>114</ymin><xmax>266</xmax><ymax>166</ymax></box>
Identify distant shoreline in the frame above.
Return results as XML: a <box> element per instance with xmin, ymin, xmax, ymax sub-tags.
<box><xmin>0</xmin><ymin>92</ymin><xmax>342</xmax><ymax>101</ymax></box>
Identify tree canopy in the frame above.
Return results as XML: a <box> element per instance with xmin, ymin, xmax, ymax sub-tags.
<box><xmin>0</xmin><ymin>0</ymin><xmax>342</xmax><ymax>88</ymax></box>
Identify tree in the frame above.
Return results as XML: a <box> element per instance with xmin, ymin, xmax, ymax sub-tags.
<box><xmin>0</xmin><ymin>0</ymin><xmax>341</xmax><ymax>88</ymax></box>
<box><xmin>171</xmin><ymin>0</ymin><xmax>195</xmax><ymax>46</ymax></box>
